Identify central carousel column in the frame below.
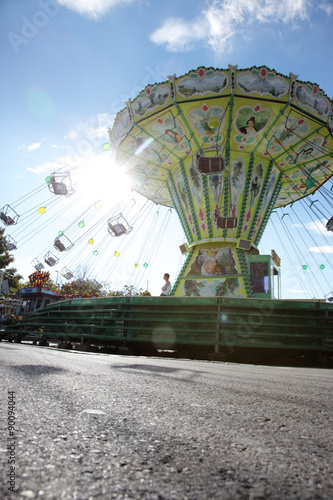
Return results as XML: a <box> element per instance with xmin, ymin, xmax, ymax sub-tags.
<box><xmin>170</xmin><ymin>151</ymin><xmax>282</xmax><ymax>297</ymax></box>
<box><xmin>170</xmin><ymin>65</ymin><xmax>252</xmax><ymax>298</ymax></box>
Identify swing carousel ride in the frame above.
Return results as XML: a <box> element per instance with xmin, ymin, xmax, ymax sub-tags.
<box><xmin>109</xmin><ymin>64</ymin><xmax>333</xmax><ymax>299</ymax></box>
<box><xmin>0</xmin><ymin>65</ymin><xmax>332</xmax><ymax>302</ymax></box>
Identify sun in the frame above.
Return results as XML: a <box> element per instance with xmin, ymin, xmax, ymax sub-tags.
<box><xmin>77</xmin><ymin>150</ymin><xmax>131</xmax><ymax>209</ymax></box>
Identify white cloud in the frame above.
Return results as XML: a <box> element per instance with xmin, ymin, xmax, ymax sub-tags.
<box><xmin>319</xmin><ymin>1</ymin><xmax>333</xmax><ymax>15</ymax></box>
<box><xmin>77</xmin><ymin>113</ymin><xmax>114</xmax><ymax>139</ymax></box>
<box><xmin>27</xmin><ymin>160</ymin><xmax>67</xmax><ymax>175</ymax></box>
<box><xmin>309</xmin><ymin>245</ymin><xmax>333</xmax><ymax>253</ymax></box>
<box><xmin>150</xmin><ymin>0</ymin><xmax>312</xmax><ymax>53</ymax></box>
<box><xmin>19</xmin><ymin>142</ymin><xmax>42</xmax><ymax>152</ymax></box>
<box><xmin>304</xmin><ymin>220</ymin><xmax>333</xmax><ymax>236</ymax></box>
<box><xmin>26</xmin><ymin>142</ymin><xmax>41</xmax><ymax>151</ymax></box>
<box><xmin>292</xmin><ymin>220</ymin><xmax>333</xmax><ymax>236</ymax></box>
<box><xmin>56</xmin><ymin>0</ymin><xmax>132</xmax><ymax>19</ymax></box>
<box><xmin>150</xmin><ymin>16</ymin><xmax>210</xmax><ymax>52</ymax></box>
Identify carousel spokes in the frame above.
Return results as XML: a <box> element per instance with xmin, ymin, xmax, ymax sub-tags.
<box><xmin>195</xmin><ymin>147</ymin><xmax>225</xmax><ymax>175</ymax></box>
<box><xmin>0</xmin><ymin>205</ymin><xmax>20</xmax><ymax>226</ymax></box>
<box><xmin>107</xmin><ymin>213</ymin><xmax>133</xmax><ymax>237</ymax></box>
<box><xmin>32</xmin><ymin>258</ymin><xmax>44</xmax><ymax>271</ymax></box>
<box><xmin>47</xmin><ymin>171</ymin><xmax>75</xmax><ymax>197</ymax></box>
<box><xmin>53</xmin><ymin>234</ymin><xmax>74</xmax><ymax>252</ymax></box>
<box><xmin>61</xmin><ymin>267</ymin><xmax>74</xmax><ymax>279</ymax></box>
<box><xmin>3</xmin><ymin>235</ymin><xmax>17</xmax><ymax>251</ymax></box>
<box><xmin>44</xmin><ymin>251</ymin><xmax>59</xmax><ymax>267</ymax></box>
<box><xmin>213</xmin><ymin>205</ymin><xmax>238</xmax><ymax>229</ymax></box>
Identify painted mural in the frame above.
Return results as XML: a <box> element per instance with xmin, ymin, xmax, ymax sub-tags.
<box><xmin>262</xmin><ymin>169</ymin><xmax>278</xmax><ymax>212</ymax></box>
<box><xmin>149</xmin><ymin>115</ymin><xmax>191</xmax><ymax>154</ymax></box>
<box><xmin>251</xmin><ymin>168</ymin><xmax>280</xmax><ymax>237</ymax></box>
<box><xmin>295</xmin><ymin>84</ymin><xmax>330</xmax><ymax>117</ymax></box>
<box><xmin>188</xmin><ymin>104</ymin><xmax>225</xmax><ymax>145</ymax></box>
<box><xmin>128</xmin><ymin>135</ymin><xmax>158</xmax><ymax>160</ymax></box>
<box><xmin>230</xmin><ymin>156</ymin><xmax>246</xmax><ymax>208</ymax></box>
<box><xmin>208</xmin><ymin>173</ymin><xmax>223</xmax><ymax>206</ymax></box>
<box><xmin>180</xmin><ymin>277</ymin><xmax>241</xmax><ymax>297</ymax></box>
<box><xmin>174</xmin><ymin>167</ymin><xmax>189</xmax><ymax>211</ymax></box>
<box><xmin>185</xmin><ymin>158</ymin><xmax>208</xmax><ymax>238</ymax></box>
<box><xmin>109</xmin><ymin>107</ymin><xmax>132</xmax><ymax>143</ymax></box>
<box><xmin>242</xmin><ymin>162</ymin><xmax>265</xmax><ymax>236</ymax></box>
<box><xmin>305</xmin><ymin>159</ymin><xmax>331</xmax><ymax>180</ymax></box>
<box><xmin>176</xmin><ymin>69</ymin><xmax>228</xmax><ymax>98</ymax></box>
<box><xmin>284</xmin><ymin>136</ymin><xmax>329</xmax><ymax>166</ymax></box>
<box><xmin>132</xmin><ymin>84</ymin><xmax>170</xmax><ymax>118</ymax></box>
<box><xmin>234</xmin><ymin>104</ymin><xmax>272</xmax><ymax>148</ymax></box>
<box><xmin>188</xmin><ymin>161</ymin><xmax>203</xmax><ymax>204</ymax></box>
<box><xmin>186</xmin><ymin>246</ymin><xmax>238</xmax><ymax>278</ymax></box>
<box><xmin>266</xmin><ymin>115</ymin><xmax>310</xmax><ymax>154</ymax></box>
<box><xmin>169</xmin><ymin>181</ymin><xmax>191</xmax><ymax>242</ymax></box>
<box><xmin>236</xmin><ymin>68</ymin><xmax>289</xmax><ymax>98</ymax></box>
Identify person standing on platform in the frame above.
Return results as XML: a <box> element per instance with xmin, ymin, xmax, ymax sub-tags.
<box><xmin>160</xmin><ymin>273</ymin><xmax>171</xmax><ymax>296</ymax></box>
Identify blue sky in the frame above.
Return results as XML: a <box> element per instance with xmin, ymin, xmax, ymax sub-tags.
<box><xmin>0</xmin><ymin>0</ymin><xmax>332</xmax><ymax>298</ymax></box>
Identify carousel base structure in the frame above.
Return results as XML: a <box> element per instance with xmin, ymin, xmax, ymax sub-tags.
<box><xmin>2</xmin><ymin>295</ymin><xmax>332</xmax><ymax>367</ymax></box>
<box><xmin>172</xmin><ymin>241</ymin><xmax>281</xmax><ymax>298</ymax></box>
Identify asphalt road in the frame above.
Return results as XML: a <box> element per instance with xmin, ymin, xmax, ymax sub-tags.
<box><xmin>0</xmin><ymin>343</ymin><xmax>332</xmax><ymax>500</ymax></box>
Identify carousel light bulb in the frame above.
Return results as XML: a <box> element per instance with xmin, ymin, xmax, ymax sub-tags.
<box><xmin>208</xmin><ymin>116</ymin><xmax>219</xmax><ymax>129</ymax></box>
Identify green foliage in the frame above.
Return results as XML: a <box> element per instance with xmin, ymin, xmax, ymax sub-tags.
<box><xmin>0</xmin><ymin>228</ymin><xmax>24</xmax><ymax>295</ymax></box>
<box><xmin>189</xmin><ymin>164</ymin><xmax>201</xmax><ymax>190</ymax></box>
<box><xmin>215</xmin><ymin>278</ymin><xmax>239</xmax><ymax>296</ymax></box>
<box><xmin>184</xmin><ymin>280</ymin><xmax>205</xmax><ymax>297</ymax></box>
<box><xmin>2</xmin><ymin>267</ymin><xmax>24</xmax><ymax>295</ymax></box>
<box><xmin>0</xmin><ymin>228</ymin><xmax>15</xmax><ymax>270</ymax></box>
<box><xmin>108</xmin><ymin>285</ymin><xmax>151</xmax><ymax>296</ymax></box>
<box><xmin>44</xmin><ymin>279</ymin><xmax>62</xmax><ymax>294</ymax></box>
<box><xmin>20</xmin><ymin>278</ymin><xmax>62</xmax><ymax>295</ymax></box>
<box><xmin>61</xmin><ymin>278</ymin><xmax>104</xmax><ymax>297</ymax></box>
<box><xmin>231</xmin><ymin>160</ymin><xmax>243</xmax><ymax>188</ymax></box>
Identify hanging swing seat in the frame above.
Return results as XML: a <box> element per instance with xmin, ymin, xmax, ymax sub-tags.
<box><xmin>44</xmin><ymin>252</ymin><xmax>58</xmax><ymax>267</ymax></box>
<box><xmin>107</xmin><ymin>214</ymin><xmax>133</xmax><ymax>237</ymax></box>
<box><xmin>54</xmin><ymin>240</ymin><xmax>66</xmax><ymax>252</ymax></box>
<box><xmin>4</xmin><ymin>235</ymin><xmax>17</xmax><ymax>251</ymax></box>
<box><xmin>48</xmin><ymin>172</ymin><xmax>75</xmax><ymax>197</ymax></box>
<box><xmin>212</xmin><ymin>206</ymin><xmax>238</xmax><ymax>229</ymax></box>
<box><xmin>32</xmin><ymin>258</ymin><xmax>44</xmax><ymax>271</ymax></box>
<box><xmin>61</xmin><ymin>267</ymin><xmax>74</xmax><ymax>280</ymax></box>
<box><xmin>53</xmin><ymin>234</ymin><xmax>74</xmax><ymax>252</ymax></box>
<box><xmin>196</xmin><ymin>148</ymin><xmax>225</xmax><ymax>174</ymax></box>
<box><xmin>326</xmin><ymin>217</ymin><xmax>333</xmax><ymax>232</ymax></box>
<box><xmin>0</xmin><ymin>205</ymin><xmax>19</xmax><ymax>226</ymax></box>
<box><xmin>216</xmin><ymin>216</ymin><xmax>238</xmax><ymax>229</ymax></box>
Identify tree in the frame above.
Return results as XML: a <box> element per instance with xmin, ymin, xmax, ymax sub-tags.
<box><xmin>3</xmin><ymin>267</ymin><xmax>24</xmax><ymax>295</ymax></box>
<box><xmin>0</xmin><ymin>228</ymin><xmax>15</xmax><ymax>269</ymax></box>
<box><xmin>108</xmin><ymin>285</ymin><xmax>151</xmax><ymax>296</ymax></box>
<box><xmin>0</xmin><ymin>228</ymin><xmax>23</xmax><ymax>295</ymax></box>
<box><xmin>59</xmin><ymin>265</ymin><xmax>110</xmax><ymax>297</ymax></box>
<box><xmin>61</xmin><ymin>277</ymin><xmax>105</xmax><ymax>296</ymax></box>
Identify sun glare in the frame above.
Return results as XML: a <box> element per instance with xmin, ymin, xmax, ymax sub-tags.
<box><xmin>77</xmin><ymin>151</ymin><xmax>131</xmax><ymax>208</ymax></box>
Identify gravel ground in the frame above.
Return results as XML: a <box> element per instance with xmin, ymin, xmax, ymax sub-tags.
<box><xmin>1</xmin><ymin>342</ymin><xmax>332</xmax><ymax>499</ymax></box>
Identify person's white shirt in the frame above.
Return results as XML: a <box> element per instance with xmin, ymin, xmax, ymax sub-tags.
<box><xmin>161</xmin><ymin>280</ymin><xmax>171</xmax><ymax>295</ymax></box>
